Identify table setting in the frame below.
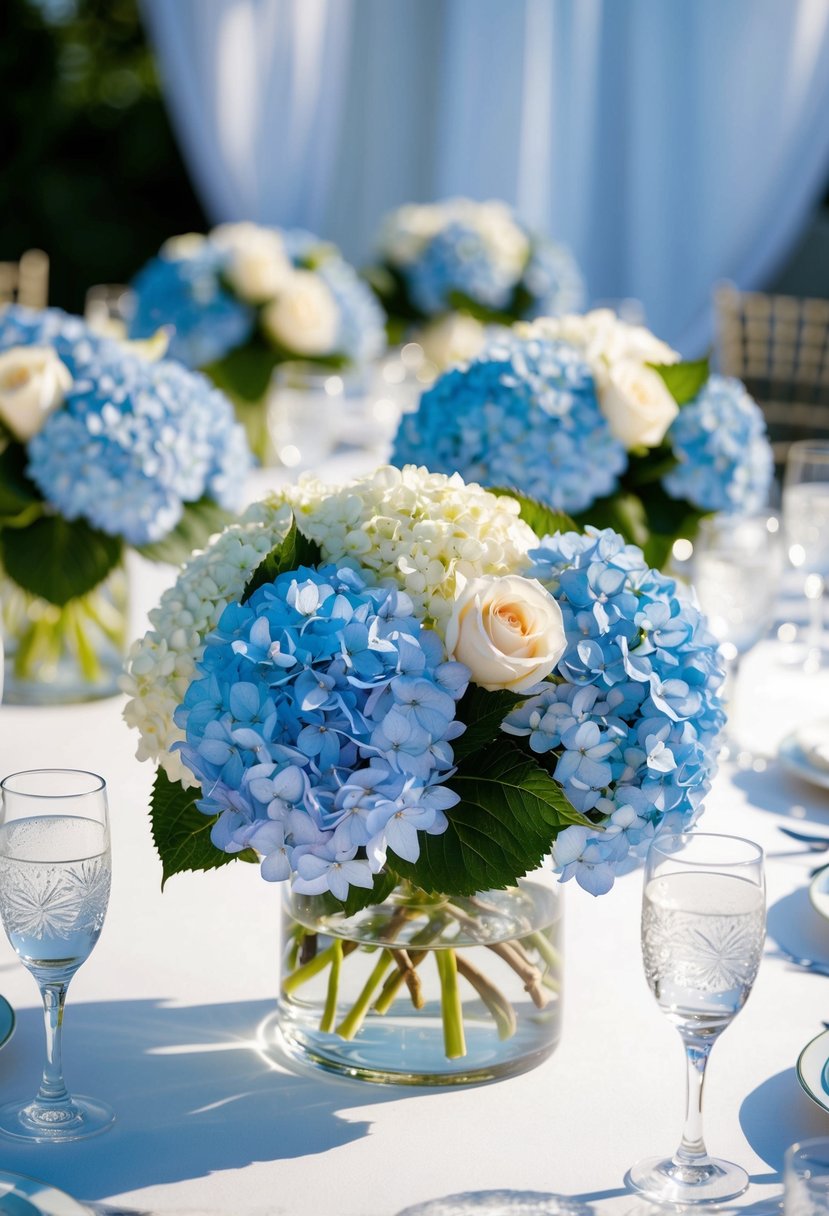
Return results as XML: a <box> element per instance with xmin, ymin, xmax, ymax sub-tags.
<box><xmin>2</xmin><ymin>15</ymin><xmax>829</xmax><ymax>1196</ymax></box>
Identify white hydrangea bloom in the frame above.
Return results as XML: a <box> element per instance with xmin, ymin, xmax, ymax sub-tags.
<box><xmin>121</xmin><ymin>498</ymin><xmax>292</xmax><ymax>785</ymax></box>
<box><xmin>518</xmin><ymin>309</ymin><xmax>679</xmax><ymax>380</ymax></box>
<box><xmin>284</xmin><ymin>464</ymin><xmax>539</xmax><ymax>630</ymax></box>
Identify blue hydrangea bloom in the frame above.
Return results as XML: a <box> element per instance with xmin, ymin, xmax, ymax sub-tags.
<box><xmin>522</xmin><ymin>240</ymin><xmax>586</xmax><ymax>318</ymax></box>
<box><xmin>174</xmin><ymin>564</ymin><xmax>468</xmax><ymax>898</ymax></box>
<box><xmin>503</xmin><ymin>527</ymin><xmax>725</xmax><ymax>895</ymax></box>
<box><xmin>409</xmin><ymin>221</ymin><xmax>520</xmax><ymax>315</ymax></box>
<box><xmin>662</xmin><ymin>375</ymin><xmax>773</xmax><ymax>513</ymax></box>
<box><xmin>392</xmin><ymin>335</ymin><xmax>628</xmax><ymax>514</ymax></box>
<box><xmin>129</xmin><ymin>247</ymin><xmax>255</xmax><ymax>369</ymax></box>
<box><xmin>317</xmin><ymin>258</ymin><xmax>387</xmax><ymax>364</ymax></box>
<box><xmin>0</xmin><ymin>305</ymin><xmax>252</xmax><ymax>545</ymax></box>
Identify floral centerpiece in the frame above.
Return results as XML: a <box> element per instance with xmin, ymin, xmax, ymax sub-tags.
<box><xmin>0</xmin><ymin>305</ymin><xmax>251</xmax><ymax>704</ymax></box>
<box><xmin>367</xmin><ymin>198</ymin><xmax>585</xmax><ymax>370</ymax></box>
<box><xmin>392</xmin><ymin>310</ymin><xmax>774</xmax><ymax>568</ymax></box>
<box><xmin>124</xmin><ymin>464</ymin><xmax>724</xmax><ymax>1083</ymax></box>
<box><xmin>129</xmin><ymin>224</ymin><xmax>387</xmax><ymax>454</ymax></box>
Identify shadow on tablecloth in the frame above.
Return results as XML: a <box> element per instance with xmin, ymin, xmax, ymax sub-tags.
<box><xmin>740</xmin><ymin>1066</ymin><xmax>829</xmax><ymax>1173</ymax></box>
<box><xmin>0</xmin><ymin>996</ymin><xmax>415</xmax><ymax>1199</ymax></box>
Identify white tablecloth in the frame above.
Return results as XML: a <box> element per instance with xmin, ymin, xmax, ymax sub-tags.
<box><xmin>2</xmin><ymin>460</ymin><xmax>829</xmax><ymax>1215</ymax></box>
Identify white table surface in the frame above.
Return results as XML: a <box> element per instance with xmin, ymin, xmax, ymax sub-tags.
<box><xmin>2</xmin><ymin>459</ymin><xmax>829</xmax><ymax>1216</ymax></box>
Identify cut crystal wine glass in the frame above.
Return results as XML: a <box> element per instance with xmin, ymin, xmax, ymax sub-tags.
<box><xmin>0</xmin><ymin>768</ymin><xmax>113</xmax><ymax>1142</ymax></box>
<box><xmin>626</xmin><ymin>831</ymin><xmax>765</xmax><ymax>1204</ymax></box>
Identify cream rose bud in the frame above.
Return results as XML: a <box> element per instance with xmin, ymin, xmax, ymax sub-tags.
<box><xmin>261</xmin><ymin>271</ymin><xmax>340</xmax><ymax>356</ymax></box>
<box><xmin>600</xmin><ymin>359</ymin><xmax>679</xmax><ymax>450</ymax></box>
<box><xmin>445</xmin><ymin>575</ymin><xmax>566</xmax><ymax>693</ymax></box>
<box><xmin>0</xmin><ymin>346</ymin><xmax>72</xmax><ymax>442</ymax></box>
<box><xmin>417</xmin><ymin>313</ymin><xmax>487</xmax><ymax>370</ymax></box>
<box><xmin>212</xmin><ymin>222</ymin><xmax>293</xmax><ymax>303</ymax></box>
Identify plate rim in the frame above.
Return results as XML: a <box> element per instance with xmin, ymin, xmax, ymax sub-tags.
<box><xmin>808</xmin><ymin>868</ymin><xmax>829</xmax><ymax>920</ymax></box>
<box><xmin>0</xmin><ymin>1167</ymin><xmax>90</xmax><ymax>1215</ymax></box>
<box><xmin>796</xmin><ymin>1027</ymin><xmax>829</xmax><ymax>1112</ymax></box>
<box><xmin>0</xmin><ymin>993</ymin><xmax>14</xmax><ymax>1049</ymax></box>
<box><xmin>779</xmin><ymin>731</ymin><xmax>829</xmax><ymax>792</ymax></box>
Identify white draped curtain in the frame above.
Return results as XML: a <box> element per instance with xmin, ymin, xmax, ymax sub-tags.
<box><xmin>141</xmin><ymin>0</ymin><xmax>829</xmax><ymax>353</ymax></box>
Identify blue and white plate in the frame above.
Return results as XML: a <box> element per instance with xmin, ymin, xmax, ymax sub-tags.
<box><xmin>797</xmin><ymin>1028</ymin><xmax>829</xmax><ymax>1114</ymax></box>
<box><xmin>780</xmin><ymin>723</ymin><xmax>829</xmax><ymax>793</ymax></box>
<box><xmin>0</xmin><ymin>995</ymin><xmax>13</xmax><ymax>1050</ymax></box>
<box><xmin>0</xmin><ymin>1170</ymin><xmax>89</xmax><ymax>1215</ymax></box>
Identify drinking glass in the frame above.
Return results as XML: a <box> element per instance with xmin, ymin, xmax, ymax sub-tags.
<box><xmin>783</xmin><ymin>440</ymin><xmax>829</xmax><ymax>667</ymax></box>
<box><xmin>626</xmin><ymin>832</ymin><xmax>765</xmax><ymax>1204</ymax></box>
<box><xmin>83</xmin><ymin>283</ymin><xmax>135</xmax><ymax>340</ymax></box>
<box><xmin>0</xmin><ymin>769</ymin><xmax>113</xmax><ymax>1142</ymax></box>
<box><xmin>692</xmin><ymin>513</ymin><xmax>783</xmax><ymax>761</ymax></box>
<box><xmin>785</xmin><ymin>1138</ymin><xmax>829</xmax><ymax>1216</ymax></box>
<box><xmin>266</xmin><ymin>361</ymin><xmax>368</xmax><ymax>470</ymax></box>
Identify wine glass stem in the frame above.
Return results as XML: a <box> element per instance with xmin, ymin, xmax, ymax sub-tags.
<box><xmin>807</xmin><ymin>575</ymin><xmax>825</xmax><ymax>663</ymax></box>
<box><xmin>675</xmin><ymin>1037</ymin><xmax>713</xmax><ymax>1168</ymax></box>
<box><xmin>723</xmin><ymin>653</ymin><xmax>742</xmax><ymax>753</ymax></box>
<box><xmin>35</xmin><ymin>979</ymin><xmax>72</xmax><ymax>1110</ymax></box>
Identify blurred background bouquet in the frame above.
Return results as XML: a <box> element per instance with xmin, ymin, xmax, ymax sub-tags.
<box><xmin>367</xmin><ymin>198</ymin><xmax>585</xmax><ymax>371</ymax></box>
<box><xmin>0</xmin><ymin>304</ymin><xmax>250</xmax><ymax>703</ymax></box>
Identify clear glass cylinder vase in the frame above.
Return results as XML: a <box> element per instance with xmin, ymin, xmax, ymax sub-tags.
<box><xmin>276</xmin><ymin>876</ymin><xmax>563</xmax><ymax>1086</ymax></box>
<box><xmin>0</xmin><ymin>565</ymin><xmax>128</xmax><ymax>705</ymax></box>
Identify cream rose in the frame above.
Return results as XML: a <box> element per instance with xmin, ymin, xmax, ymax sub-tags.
<box><xmin>161</xmin><ymin>232</ymin><xmax>208</xmax><ymax>260</ymax></box>
<box><xmin>445</xmin><ymin>574</ymin><xmax>566</xmax><ymax>693</ymax></box>
<box><xmin>0</xmin><ymin>346</ymin><xmax>72</xmax><ymax>442</ymax></box>
<box><xmin>417</xmin><ymin>313</ymin><xmax>487</xmax><ymax>370</ymax></box>
<box><xmin>211</xmin><ymin>222</ymin><xmax>293</xmax><ymax>303</ymax></box>
<box><xmin>261</xmin><ymin>271</ymin><xmax>340</xmax><ymax>356</ymax></box>
<box><xmin>600</xmin><ymin>358</ymin><xmax>679</xmax><ymax>450</ymax></box>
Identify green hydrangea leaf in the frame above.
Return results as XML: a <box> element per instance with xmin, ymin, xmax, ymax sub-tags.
<box><xmin>389</xmin><ymin>745</ymin><xmax>589</xmax><ymax>896</ymax></box>
<box><xmin>137</xmin><ymin>497</ymin><xmax>237</xmax><ymax>565</ymax></box>
<box><xmin>650</xmin><ymin>358</ymin><xmax>709</xmax><ymax>405</ymax></box>
<box><xmin>452</xmin><ymin>684</ymin><xmax>526</xmax><ymax>763</ymax></box>
<box><xmin>0</xmin><ymin>514</ymin><xmax>123</xmax><ymax>606</ymax></box>
<box><xmin>150</xmin><ymin>768</ymin><xmax>257</xmax><ymax>890</ymax></box>
<box><xmin>241</xmin><ymin>514</ymin><xmax>322</xmax><ymax>603</ymax></box>
<box><xmin>0</xmin><ymin>443</ymin><xmax>45</xmax><ymax>526</ymax></box>
<box><xmin>488</xmin><ymin>486</ymin><xmax>576</xmax><ymax>541</ymax></box>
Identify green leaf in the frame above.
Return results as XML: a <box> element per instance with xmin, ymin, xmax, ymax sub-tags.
<box><xmin>203</xmin><ymin>341</ymin><xmax>279</xmax><ymax>406</ymax></box>
<box><xmin>390</xmin><ymin>746</ymin><xmax>589</xmax><ymax>896</ymax></box>
<box><xmin>0</xmin><ymin>514</ymin><xmax>123</xmax><ymax>606</ymax></box>
<box><xmin>650</xmin><ymin>358</ymin><xmax>709</xmax><ymax>405</ymax></box>
<box><xmin>0</xmin><ymin>443</ymin><xmax>44</xmax><ymax>525</ymax></box>
<box><xmin>452</xmin><ymin>685</ymin><xmax>525</xmax><ymax>763</ymax></box>
<box><xmin>137</xmin><ymin>497</ymin><xmax>236</xmax><ymax>565</ymax></box>
<box><xmin>150</xmin><ymin>769</ymin><xmax>258</xmax><ymax>889</ymax></box>
<box><xmin>241</xmin><ymin>514</ymin><xmax>322</xmax><ymax>603</ymax></box>
<box><xmin>574</xmin><ymin>491</ymin><xmax>651</xmax><ymax>551</ymax></box>
<box><xmin>488</xmin><ymin>486</ymin><xmax>576</xmax><ymax>539</ymax></box>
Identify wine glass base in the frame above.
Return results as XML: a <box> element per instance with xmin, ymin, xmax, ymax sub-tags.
<box><xmin>625</xmin><ymin>1155</ymin><xmax>749</xmax><ymax>1205</ymax></box>
<box><xmin>0</xmin><ymin>1094</ymin><xmax>114</xmax><ymax>1143</ymax></box>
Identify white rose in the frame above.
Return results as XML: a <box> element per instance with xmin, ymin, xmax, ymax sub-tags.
<box><xmin>161</xmin><ymin>232</ymin><xmax>208</xmax><ymax>260</ymax></box>
<box><xmin>600</xmin><ymin>358</ymin><xmax>679</xmax><ymax>450</ymax></box>
<box><xmin>211</xmin><ymin>222</ymin><xmax>292</xmax><ymax>304</ymax></box>
<box><xmin>474</xmin><ymin>201</ymin><xmax>529</xmax><ymax>280</ymax></box>
<box><xmin>417</xmin><ymin>313</ymin><xmax>487</xmax><ymax>370</ymax></box>
<box><xmin>261</xmin><ymin>271</ymin><xmax>340</xmax><ymax>356</ymax></box>
<box><xmin>0</xmin><ymin>346</ymin><xmax>72</xmax><ymax>442</ymax></box>
<box><xmin>445</xmin><ymin>574</ymin><xmax>566</xmax><ymax>693</ymax></box>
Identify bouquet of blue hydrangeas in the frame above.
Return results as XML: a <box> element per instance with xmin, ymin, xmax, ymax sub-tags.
<box><xmin>125</xmin><ymin>464</ymin><xmax>724</xmax><ymax>1068</ymax></box>
<box><xmin>367</xmin><ymin>198</ymin><xmax>584</xmax><ymax>369</ymax></box>
<box><xmin>392</xmin><ymin>310</ymin><xmax>774</xmax><ymax>568</ymax></box>
<box><xmin>129</xmin><ymin>224</ymin><xmax>387</xmax><ymax>453</ymax></box>
<box><xmin>0</xmin><ymin>305</ymin><xmax>251</xmax><ymax>702</ymax></box>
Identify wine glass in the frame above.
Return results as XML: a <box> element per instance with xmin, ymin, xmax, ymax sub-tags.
<box><xmin>0</xmin><ymin>769</ymin><xmax>113</xmax><ymax>1142</ymax></box>
<box><xmin>692</xmin><ymin>512</ymin><xmax>783</xmax><ymax>762</ymax></box>
<box><xmin>783</xmin><ymin>440</ymin><xmax>829</xmax><ymax>668</ymax></box>
<box><xmin>626</xmin><ymin>831</ymin><xmax>765</xmax><ymax>1205</ymax></box>
<box><xmin>785</xmin><ymin>1138</ymin><xmax>829</xmax><ymax>1216</ymax></box>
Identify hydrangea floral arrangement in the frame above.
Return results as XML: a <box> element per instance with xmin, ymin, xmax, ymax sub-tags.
<box><xmin>129</xmin><ymin>223</ymin><xmax>387</xmax><ymax>450</ymax></box>
<box><xmin>392</xmin><ymin>309</ymin><xmax>774</xmax><ymax>568</ymax></box>
<box><xmin>124</xmin><ymin>464</ymin><xmax>724</xmax><ymax>1063</ymax></box>
<box><xmin>367</xmin><ymin>198</ymin><xmax>584</xmax><ymax>369</ymax></box>
<box><xmin>0</xmin><ymin>305</ymin><xmax>251</xmax><ymax>699</ymax></box>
